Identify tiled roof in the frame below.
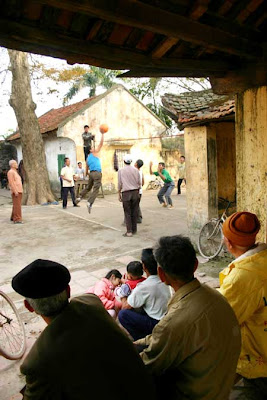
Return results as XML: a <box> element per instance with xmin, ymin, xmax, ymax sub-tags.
<box><xmin>162</xmin><ymin>89</ymin><xmax>235</xmax><ymax>130</ymax></box>
<box><xmin>8</xmin><ymin>97</ymin><xmax>96</xmax><ymax>141</ymax></box>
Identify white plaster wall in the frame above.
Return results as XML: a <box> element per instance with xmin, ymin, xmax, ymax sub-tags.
<box><xmin>44</xmin><ymin>136</ymin><xmax>76</xmax><ymax>182</ymax></box>
<box><xmin>13</xmin><ymin>137</ymin><xmax>76</xmax><ymax>184</ymax></box>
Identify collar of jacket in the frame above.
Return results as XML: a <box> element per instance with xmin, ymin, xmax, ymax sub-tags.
<box><xmin>168</xmin><ymin>278</ymin><xmax>200</xmax><ymax>309</ymax></box>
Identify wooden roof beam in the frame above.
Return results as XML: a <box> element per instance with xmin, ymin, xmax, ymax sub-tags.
<box><xmin>0</xmin><ymin>18</ymin><xmax>235</xmax><ymax>73</ymax></box>
<box><xmin>151</xmin><ymin>0</ymin><xmax>210</xmax><ymax>59</ymax></box>
<box><xmin>34</xmin><ymin>0</ymin><xmax>262</xmax><ymax>59</ymax></box>
<box><xmin>117</xmin><ymin>69</ymin><xmax>222</xmax><ymax>78</ymax></box>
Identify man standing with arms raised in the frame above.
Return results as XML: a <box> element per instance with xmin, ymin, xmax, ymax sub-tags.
<box><xmin>7</xmin><ymin>159</ymin><xmax>23</xmax><ymax>224</ymax></box>
<box><xmin>79</xmin><ymin>124</ymin><xmax>108</xmax><ymax>214</ymax></box>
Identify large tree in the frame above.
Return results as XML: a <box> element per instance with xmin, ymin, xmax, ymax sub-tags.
<box><xmin>8</xmin><ymin>50</ymin><xmax>55</xmax><ymax>205</ymax></box>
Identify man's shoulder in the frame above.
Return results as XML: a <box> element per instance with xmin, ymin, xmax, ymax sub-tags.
<box><xmin>21</xmin><ymin>295</ymin><xmax>105</xmax><ymax>374</ymax></box>
<box><xmin>7</xmin><ymin>169</ymin><xmax>14</xmax><ymax>176</ymax></box>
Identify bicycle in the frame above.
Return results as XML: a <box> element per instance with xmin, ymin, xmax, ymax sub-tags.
<box><xmin>198</xmin><ymin>197</ymin><xmax>235</xmax><ymax>260</ymax></box>
<box><xmin>0</xmin><ymin>290</ymin><xmax>26</xmax><ymax>360</ymax></box>
<box><xmin>146</xmin><ymin>178</ymin><xmax>164</xmax><ymax>190</ymax></box>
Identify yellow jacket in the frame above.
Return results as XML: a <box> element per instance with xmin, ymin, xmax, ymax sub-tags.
<box><xmin>220</xmin><ymin>244</ymin><xmax>267</xmax><ymax>379</ymax></box>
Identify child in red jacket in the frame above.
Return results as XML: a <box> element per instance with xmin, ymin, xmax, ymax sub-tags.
<box><xmin>116</xmin><ymin>261</ymin><xmax>146</xmax><ymax>298</ymax></box>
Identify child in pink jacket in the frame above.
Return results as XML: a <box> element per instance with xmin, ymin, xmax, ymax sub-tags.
<box><xmin>88</xmin><ymin>269</ymin><xmax>122</xmax><ymax>318</ymax></box>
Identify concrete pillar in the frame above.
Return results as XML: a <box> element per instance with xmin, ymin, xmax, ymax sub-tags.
<box><xmin>235</xmin><ymin>86</ymin><xmax>267</xmax><ymax>241</ymax></box>
<box><xmin>184</xmin><ymin>125</ymin><xmax>218</xmax><ymax>243</ymax></box>
<box><xmin>215</xmin><ymin>122</ymin><xmax>236</xmax><ymax>204</ymax></box>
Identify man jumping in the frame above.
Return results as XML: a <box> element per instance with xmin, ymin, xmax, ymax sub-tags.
<box><xmin>78</xmin><ymin>127</ymin><xmax>105</xmax><ymax>214</ymax></box>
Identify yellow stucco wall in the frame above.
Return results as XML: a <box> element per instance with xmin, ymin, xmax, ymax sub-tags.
<box><xmin>57</xmin><ymin>85</ymin><xmax>166</xmax><ymax>192</ymax></box>
<box><xmin>215</xmin><ymin>122</ymin><xmax>236</xmax><ymax>203</ymax></box>
<box><xmin>185</xmin><ymin>126</ymin><xmax>218</xmax><ymax>240</ymax></box>
<box><xmin>236</xmin><ymin>86</ymin><xmax>267</xmax><ymax>241</ymax></box>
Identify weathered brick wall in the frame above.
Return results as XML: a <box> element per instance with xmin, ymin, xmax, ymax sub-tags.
<box><xmin>0</xmin><ymin>141</ymin><xmax>17</xmax><ymax>170</ymax></box>
<box><xmin>236</xmin><ymin>86</ymin><xmax>267</xmax><ymax>242</ymax></box>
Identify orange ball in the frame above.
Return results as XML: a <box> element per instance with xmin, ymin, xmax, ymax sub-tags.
<box><xmin>99</xmin><ymin>124</ymin><xmax>109</xmax><ymax>133</ymax></box>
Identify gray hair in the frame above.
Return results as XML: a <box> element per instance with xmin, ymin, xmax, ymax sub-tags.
<box><xmin>9</xmin><ymin>159</ymin><xmax>17</xmax><ymax>167</ymax></box>
<box><xmin>26</xmin><ymin>289</ymin><xmax>68</xmax><ymax>317</ymax></box>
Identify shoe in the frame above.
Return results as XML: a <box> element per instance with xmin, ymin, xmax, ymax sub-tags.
<box><xmin>63</xmin><ymin>207</ymin><xmax>66</xmax><ymax>209</ymax></box>
<box><xmin>162</xmin><ymin>203</ymin><xmax>167</xmax><ymax>207</ymax></box>
<box><xmin>168</xmin><ymin>205</ymin><xmax>174</xmax><ymax>209</ymax></box>
<box><xmin>122</xmin><ymin>232</ymin><xmax>133</xmax><ymax>237</ymax></box>
<box><xmin>76</xmin><ymin>197</ymin><xmax>81</xmax><ymax>204</ymax></box>
<box><xmin>14</xmin><ymin>221</ymin><xmax>23</xmax><ymax>224</ymax></box>
<box><xmin>137</xmin><ymin>219</ymin><xmax>142</xmax><ymax>224</ymax></box>
<box><xmin>87</xmin><ymin>202</ymin><xmax>92</xmax><ymax>214</ymax></box>
<box><xmin>73</xmin><ymin>204</ymin><xmax>80</xmax><ymax>207</ymax></box>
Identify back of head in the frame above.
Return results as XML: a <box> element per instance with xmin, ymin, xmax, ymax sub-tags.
<box><xmin>141</xmin><ymin>248</ymin><xmax>158</xmax><ymax>275</ymax></box>
<box><xmin>105</xmin><ymin>269</ymin><xmax>122</xmax><ymax>279</ymax></box>
<box><xmin>223</xmin><ymin>211</ymin><xmax>260</xmax><ymax>247</ymax></box>
<box><xmin>127</xmin><ymin>261</ymin><xmax>143</xmax><ymax>278</ymax></box>
<box><xmin>154</xmin><ymin>235</ymin><xmax>196</xmax><ymax>282</ymax></box>
<box><xmin>12</xmin><ymin>259</ymin><xmax>71</xmax><ymax>317</ymax></box>
<box><xmin>136</xmin><ymin>159</ymin><xmax>144</xmax><ymax>169</ymax></box>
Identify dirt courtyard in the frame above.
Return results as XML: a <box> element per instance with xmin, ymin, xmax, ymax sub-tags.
<box><xmin>0</xmin><ymin>188</ymin><xmax>229</xmax><ymax>399</ymax></box>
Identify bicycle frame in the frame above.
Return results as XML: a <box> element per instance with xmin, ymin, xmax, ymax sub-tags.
<box><xmin>207</xmin><ymin>198</ymin><xmax>234</xmax><ymax>239</ymax></box>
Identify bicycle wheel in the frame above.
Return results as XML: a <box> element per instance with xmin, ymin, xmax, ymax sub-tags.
<box><xmin>198</xmin><ymin>219</ymin><xmax>224</xmax><ymax>260</ymax></box>
<box><xmin>0</xmin><ymin>291</ymin><xmax>26</xmax><ymax>360</ymax></box>
<box><xmin>151</xmin><ymin>181</ymin><xmax>159</xmax><ymax>190</ymax></box>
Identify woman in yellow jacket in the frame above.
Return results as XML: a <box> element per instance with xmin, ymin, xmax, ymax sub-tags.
<box><xmin>219</xmin><ymin>211</ymin><xmax>267</xmax><ymax>399</ymax></box>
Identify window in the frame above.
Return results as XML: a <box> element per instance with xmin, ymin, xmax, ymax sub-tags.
<box><xmin>115</xmin><ymin>149</ymin><xmax>130</xmax><ymax>170</ymax></box>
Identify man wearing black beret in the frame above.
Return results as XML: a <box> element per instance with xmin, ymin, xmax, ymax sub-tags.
<box><xmin>12</xmin><ymin>259</ymin><xmax>155</xmax><ymax>400</ymax></box>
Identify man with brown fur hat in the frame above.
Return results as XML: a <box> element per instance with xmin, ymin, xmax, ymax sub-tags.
<box><xmin>220</xmin><ymin>211</ymin><xmax>267</xmax><ymax>399</ymax></box>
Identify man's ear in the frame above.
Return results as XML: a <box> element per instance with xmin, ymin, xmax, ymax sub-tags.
<box><xmin>224</xmin><ymin>236</ymin><xmax>233</xmax><ymax>249</ymax></box>
<box><xmin>24</xmin><ymin>299</ymin><xmax>34</xmax><ymax>313</ymax></box>
<box><xmin>193</xmin><ymin>258</ymin><xmax>198</xmax><ymax>273</ymax></box>
<box><xmin>158</xmin><ymin>266</ymin><xmax>166</xmax><ymax>283</ymax></box>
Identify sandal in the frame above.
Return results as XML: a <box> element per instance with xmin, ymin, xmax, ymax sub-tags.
<box><xmin>122</xmin><ymin>232</ymin><xmax>133</xmax><ymax>237</ymax></box>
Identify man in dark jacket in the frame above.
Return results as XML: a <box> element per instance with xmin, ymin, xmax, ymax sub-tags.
<box><xmin>12</xmin><ymin>259</ymin><xmax>155</xmax><ymax>400</ymax></box>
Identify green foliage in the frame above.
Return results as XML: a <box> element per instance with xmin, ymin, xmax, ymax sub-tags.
<box><xmin>129</xmin><ymin>78</ymin><xmax>172</xmax><ymax>127</ymax></box>
<box><xmin>161</xmin><ymin>136</ymin><xmax>184</xmax><ymax>150</ymax></box>
<box><xmin>63</xmin><ymin>67</ymin><xmax>119</xmax><ymax>104</ymax></box>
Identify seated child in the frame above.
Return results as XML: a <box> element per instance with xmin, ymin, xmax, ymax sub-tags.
<box><xmin>88</xmin><ymin>269</ymin><xmax>122</xmax><ymax>318</ymax></box>
<box><xmin>116</xmin><ymin>261</ymin><xmax>146</xmax><ymax>298</ymax></box>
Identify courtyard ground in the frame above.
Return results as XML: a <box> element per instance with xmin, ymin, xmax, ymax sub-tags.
<box><xmin>0</xmin><ymin>187</ymin><xmax>231</xmax><ymax>399</ymax></box>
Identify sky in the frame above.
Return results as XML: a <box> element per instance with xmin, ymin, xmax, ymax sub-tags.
<box><xmin>0</xmin><ymin>47</ymin><xmax>210</xmax><ymax>138</ymax></box>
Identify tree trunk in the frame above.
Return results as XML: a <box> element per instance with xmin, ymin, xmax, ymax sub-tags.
<box><xmin>8</xmin><ymin>50</ymin><xmax>55</xmax><ymax>205</ymax></box>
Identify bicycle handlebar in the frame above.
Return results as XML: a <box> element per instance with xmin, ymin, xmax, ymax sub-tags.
<box><xmin>218</xmin><ymin>197</ymin><xmax>235</xmax><ymax>205</ymax></box>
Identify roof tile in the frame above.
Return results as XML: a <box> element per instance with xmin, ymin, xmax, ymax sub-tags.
<box><xmin>162</xmin><ymin>89</ymin><xmax>235</xmax><ymax>130</ymax></box>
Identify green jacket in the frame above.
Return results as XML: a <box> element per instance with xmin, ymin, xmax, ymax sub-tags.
<box><xmin>21</xmin><ymin>294</ymin><xmax>155</xmax><ymax>400</ymax></box>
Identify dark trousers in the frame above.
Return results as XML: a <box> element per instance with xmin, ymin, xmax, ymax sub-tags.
<box><xmin>122</xmin><ymin>189</ymin><xmax>140</xmax><ymax>233</ymax></box>
<box><xmin>157</xmin><ymin>182</ymin><xmax>175</xmax><ymax>205</ymax></box>
<box><xmin>62</xmin><ymin>186</ymin><xmax>76</xmax><ymax>208</ymax></box>
<box><xmin>177</xmin><ymin>178</ymin><xmax>186</xmax><ymax>194</ymax></box>
<box><xmin>234</xmin><ymin>377</ymin><xmax>267</xmax><ymax>400</ymax></box>
<box><xmin>137</xmin><ymin>194</ymin><xmax>142</xmax><ymax>222</ymax></box>
<box><xmin>118</xmin><ymin>309</ymin><xmax>159</xmax><ymax>341</ymax></box>
<box><xmin>83</xmin><ymin>146</ymin><xmax>90</xmax><ymax>161</ymax></box>
<box><xmin>80</xmin><ymin>171</ymin><xmax>102</xmax><ymax>205</ymax></box>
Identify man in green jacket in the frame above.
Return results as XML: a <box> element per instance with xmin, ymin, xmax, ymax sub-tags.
<box><xmin>149</xmin><ymin>161</ymin><xmax>175</xmax><ymax>209</ymax></box>
<box><xmin>12</xmin><ymin>259</ymin><xmax>155</xmax><ymax>400</ymax></box>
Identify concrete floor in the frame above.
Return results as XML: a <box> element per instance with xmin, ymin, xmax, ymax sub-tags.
<box><xmin>0</xmin><ymin>187</ymin><xmax>231</xmax><ymax>399</ymax></box>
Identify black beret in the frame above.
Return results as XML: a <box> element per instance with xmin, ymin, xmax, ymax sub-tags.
<box><xmin>12</xmin><ymin>259</ymin><xmax>71</xmax><ymax>299</ymax></box>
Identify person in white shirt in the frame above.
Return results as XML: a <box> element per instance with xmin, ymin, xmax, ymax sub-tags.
<box><xmin>135</xmin><ymin>159</ymin><xmax>144</xmax><ymax>224</ymax></box>
<box><xmin>75</xmin><ymin>162</ymin><xmax>85</xmax><ymax>180</ymax></box>
<box><xmin>60</xmin><ymin>157</ymin><xmax>79</xmax><ymax>209</ymax></box>
<box><xmin>118</xmin><ymin>248</ymin><xmax>171</xmax><ymax>340</ymax></box>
